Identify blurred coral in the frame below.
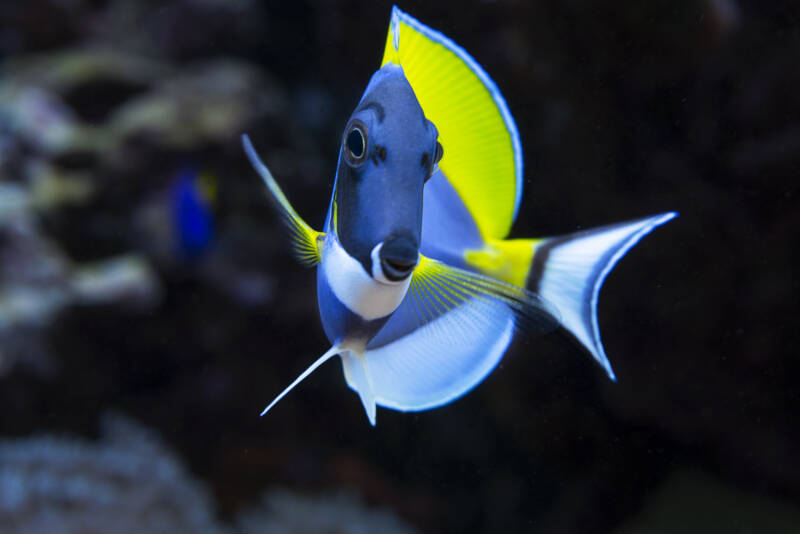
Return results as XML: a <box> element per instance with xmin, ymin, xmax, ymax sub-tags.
<box><xmin>0</xmin><ymin>49</ymin><xmax>284</xmax><ymax>157</ymax></box>
<box><xmin>0</xmin><ymin>204</ymin><xmax>159</xmax><ymax>375</ymax></box>
<box><xmin>236</xmin><ymin>488</ymin><xmax>420</xmax><ymax>534</ymax></box>
<box><xmin>0</xmin><ymin>413</ymin><xmax>419</xmax><ymax>534</ymax></box>
<box><xmin>0</xmin><ymin>413</ymin><xmax>231</xmax><ymax>534</ymax></box>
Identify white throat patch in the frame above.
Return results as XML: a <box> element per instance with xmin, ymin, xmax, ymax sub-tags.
<box><xmin>322</xmin><ymin>237</ymin><xmax>412</xmax><ymax>320</ymax></box>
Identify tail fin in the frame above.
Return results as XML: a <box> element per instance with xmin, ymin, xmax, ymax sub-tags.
<box><xmin>528</xmin><ymin>212</ymin><xmax>677</xmax><ymax>380</ymax></box>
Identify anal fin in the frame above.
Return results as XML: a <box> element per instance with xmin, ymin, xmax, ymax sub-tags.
<box><xmin>341</xmin><ymin>350</ymin><xmax>377</xmax><ymax>426</ymax></box>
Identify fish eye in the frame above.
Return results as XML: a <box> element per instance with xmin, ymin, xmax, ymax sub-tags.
<box><xmin>344</xmin><ymin>121</ymin><xmax>367</xmax><ymax>164</ymax></box>
<box><xmin>347</xmin><ymin>128</ymin><xmax>365</xmax><ymax>158</ymax></box>
<box><xmin>434</xmin><ymin>141</ymin><xmax>444</xmax><ymax>163</ymax></box>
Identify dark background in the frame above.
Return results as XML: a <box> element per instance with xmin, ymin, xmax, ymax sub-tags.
<box><xmin>0</xmin><ymin>0</ymin><xmax>797</xmax><ymax>532</ymax></box>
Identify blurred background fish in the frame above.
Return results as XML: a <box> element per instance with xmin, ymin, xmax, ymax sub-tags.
<box><xmin>170</xmin><ymin>165</ymin><xmax>216</xmax><ymax>260</ymax></box>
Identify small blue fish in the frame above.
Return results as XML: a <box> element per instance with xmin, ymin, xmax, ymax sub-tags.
<box><xmin>170</xmin><ymin>166</ymin><xmax>216</xmax><ymax>259</ymax></box>
<box><xmin>243</xmin><ymin>7</ymin><xmax>676</xmax><ymax>426</ymax></box>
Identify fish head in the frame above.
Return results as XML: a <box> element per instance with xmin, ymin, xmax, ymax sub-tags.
<box><xmin>334</xmin><ymin>64</ymin><xmax>442</xmax><ymax>283</ymax></box>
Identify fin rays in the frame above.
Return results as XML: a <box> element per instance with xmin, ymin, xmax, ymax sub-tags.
<box><xmin>242</xmin><ymin>134</ymin><xmax>323</xmax><ymax>266</ymax></box>
<box><xmin>367</xmin><ymin>295</ymin><xmax>516</xmax><ymax>411</ymax></box>
<box><xmin>358</xmin><ymin>254</ymin><xmax>559</xmax><ymax>412</ymax></box>
<box><xmin>383</xmin><ymin>7</ymin><xmax>522</xmax><ymax>239</ymax></box>
<box><xmin>411</xmin><ymin>255</ymin><xmax>560</xmax><ymax>336</ymax></box>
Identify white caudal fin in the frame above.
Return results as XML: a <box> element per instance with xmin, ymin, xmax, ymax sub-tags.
<box><xmin>529</xmin><ymin>212</ymin><xmax>677</xmax><ymax>380</ymax></box>
<box><xmin>260</xmin><ymin>345</ymin><xmax>340</xmax><ymax>417</ymax></box>
<box><xmin>340</xmin><ymin>351</ymin><xmax>377</xmax><ymax>426</ymax></box>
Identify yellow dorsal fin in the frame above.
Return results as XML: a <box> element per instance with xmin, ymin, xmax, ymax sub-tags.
<box><xmin>381</xmin><ymin>7</ymin><xmax>523</xmax><ymax>240</ymax></box>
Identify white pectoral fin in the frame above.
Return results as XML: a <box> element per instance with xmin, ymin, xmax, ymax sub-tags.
<box><xmin>362</xmin><ymin>256</ymin><xmax>559</xmax><ymax>411</ymax></box>
<box><xmin>242</xmin><ymin>134</ymin><xmax>323</xmax><ymax>266</ymax></box>
<box><xmin>533</xmin><ymin>212</ymin><xmax>678</xmax><ymax>380</ymax></box>
<box><xmin>260</xmin><ymin>346</ymin><xmax>340</xmax><ymax>417</ymax></box>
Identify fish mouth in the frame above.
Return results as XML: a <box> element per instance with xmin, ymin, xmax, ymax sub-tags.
<box><xmin>380</xmin><ymin>257</ymin><xmax>416</xmax><ymax>280</ymax></box>
<box><xmin>374</xmin><ymin>236</ymin><xmax>419</xmax><ymax>282</ymax></box>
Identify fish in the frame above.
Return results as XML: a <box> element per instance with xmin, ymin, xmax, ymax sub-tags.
<box><xmin>170</xmin><ymin>165</ymin><xmax>216</xmax><ymax>259</ymax></box>
<box><xmin>242</xmin><ymin>6</ymin><xmax>676</xmax><ymax>426</ymax></box>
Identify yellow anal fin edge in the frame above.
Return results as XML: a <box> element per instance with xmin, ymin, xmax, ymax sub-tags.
<box><xmin>242</xmin><ymin>134</ymin><xmax>323</xmax><ymax>266</ymax></box>
<box><xmin>381</xmin><ymin>7</ymin><xmax>523</xmax><ymax>240</ymax></box>
<box><xmin>463</xmin><ymin>238</ymin><xmax>541</xmax><ymax>288</ymax></box>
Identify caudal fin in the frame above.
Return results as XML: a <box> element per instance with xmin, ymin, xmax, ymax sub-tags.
<box><xmin>528</xmin><ymin>212</ymin><xmax>677</xmax><ymax>380</ymax></box>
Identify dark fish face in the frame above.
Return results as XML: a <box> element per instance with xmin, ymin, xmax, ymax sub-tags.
<box><xmin>334</xmin><ymin>64</ymin><xmax>442</xmax><ymax>283</ymax></box>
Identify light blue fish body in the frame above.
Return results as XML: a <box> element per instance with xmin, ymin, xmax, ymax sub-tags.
<box><xmin>243</xmin><ymin>7</ymin><xmax>676</xmax><ymax>426</ymax></box>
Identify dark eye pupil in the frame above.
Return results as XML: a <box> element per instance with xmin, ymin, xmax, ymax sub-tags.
<box><xmin>347</xmin><ymin>128</ymin><xmax>365</xmax><ymax>159</ymax></box>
